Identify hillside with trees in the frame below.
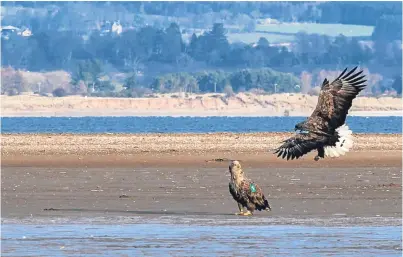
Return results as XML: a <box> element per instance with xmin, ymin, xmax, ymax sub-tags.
<box><xmin>1</xmin><ymin>1</ymin><xmax>402</xmax><ymax>97</ymax></box>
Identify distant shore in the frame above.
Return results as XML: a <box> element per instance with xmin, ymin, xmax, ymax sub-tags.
<box><xmin>2</xmin><ymin>110</ymin><xmax>402</xmax><ymax>117</ymax></box>
<box><xmin>1</xmin><ymin>93</ymin><xmax>402</xmax><ymax>117</ymax></box>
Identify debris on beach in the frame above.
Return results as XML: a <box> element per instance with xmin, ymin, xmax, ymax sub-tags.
<box><xmin>205</xmin><ymin>158</ymin><xmax>231</xmax><ymax>163</ymax></box>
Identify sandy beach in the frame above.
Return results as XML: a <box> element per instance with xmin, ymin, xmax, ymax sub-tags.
<box><xmin>1</xmin><ymin>94</ymin><xmax>402</xmax><ymax>117</ymax></box>
<box><xmin>1</xmin><ymin>133</ymin><xmax>402</xmax><ymax>221</ymax></box>
<box><xmin>1</xmin><ymin>133</ymin><xmax>402</xmax><ymax>167</ymax></box>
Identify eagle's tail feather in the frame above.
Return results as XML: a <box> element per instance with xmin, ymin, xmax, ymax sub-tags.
<box><xmin>324</xmin><ymin>124</ymin><xmax>353</xmax><ymax>158</ymax></box>
<box><xmin>264</xmin><ymin>199</ymin><xmax>272</xmax><ymax>211</ymax></box>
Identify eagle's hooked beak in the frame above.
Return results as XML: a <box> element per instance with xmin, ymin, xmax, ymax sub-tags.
<box><xmin>295</xmin><ymin>120</ymin><xmax>307</xmax><ymax>131</ymax></box>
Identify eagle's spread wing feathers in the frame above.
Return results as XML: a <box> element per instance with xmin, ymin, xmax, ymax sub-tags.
<box><xmin>320</xmin><ymin>78</ymin><xmax>330</xmax><ymax>90</ymax></box>
<box><xmin>274</xmin><ymin>67</ymin><xmax>365</xmax><ymax>161</ymax></box>
<box><xmin>274</xmin><ymin>132</ymin><xmax>327</xmax><ymax>160</ymax></box>
<box><xmin>311</xmin><ymin>67</ymin><xmax>366</xmax><ymax>129</ymax></box>
<box><xmin>328</xmin><ymin>67</ymin><xmax>367</xmax><ymax>127</ymax></box>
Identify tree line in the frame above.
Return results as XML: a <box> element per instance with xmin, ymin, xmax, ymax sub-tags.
<box><xmin>73</xmin><ymin>65</ymin><xmax>301</xmax><ymax>97</ymax></box>
<box><xmin>1</xmin><ymin>1</ymin><xmax>401</xmax><ymax>97</ymax></box>
<box><xmin>3</xmin><ymin>64</ymin><xmax>401</xmax><ymax>98</ymax></box>
<box><xmin>4</xmin><ymin>2</ymin><xmax>401</xmax><ymax>27</ymax></box>
<box><xmin>2</xmin><ymin>22</ymin><xmax>401</xmax><ymax>72</ymax></box>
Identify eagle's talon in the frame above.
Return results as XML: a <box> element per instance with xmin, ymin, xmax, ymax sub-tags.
<box><xmin>241</xmin><ymin>211</ymin><xmax>253</xmax><ymax>216</ymax></box>
<box><xmin>314</xmin><ymin>156</ymin><xmax>320</xmax><ymax>161</ymax></box>
<box><xmin>234</xmin><ymin>212</ymin><xmax>244</xmax><ymax>215</ymax></box>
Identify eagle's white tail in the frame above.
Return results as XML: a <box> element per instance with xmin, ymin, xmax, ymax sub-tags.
<box><xmin>324</xmin><ymin>124</ymin><xmax>353</xmax><ymax>158</ymax></box>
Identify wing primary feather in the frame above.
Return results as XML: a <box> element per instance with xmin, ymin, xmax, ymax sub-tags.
<box><xmin>345</xmin><ymin>70</ymin><xmax>363</xmax><ymax>81</ymax></box>
<box><xmin>349</xmin><ymin>75</ymin><xmax>366</xmax><ymax>83</ymax></box>
<box><xmin>296</xmin><ymin>145</ymin><xmax>304</xmax><ymax>156</ymax></box>
<box><xmin>342</xmin><ymin>67</ymin><xmax>358</xmax><ymax>79</ymax></box>
<box><xmin>282</xmin><ymin>150</ymin><xmax>287</xmax><ymax>159</ymax></box>
<box><xmin>357</xmin><ymin>80</ymin><xmax>367</xmax><ymax>87</ymax></box>
<box><xmin>336</xmin><ymin>67</ymin><xmax>348</xmax><ymax>80</ymax></box>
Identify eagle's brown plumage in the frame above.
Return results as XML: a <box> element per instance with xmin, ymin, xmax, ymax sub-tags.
<box><xmin>274</xmin><ymin>67</ymin><xmax>366</xmax><ymax>161</ymax></box>
<box><xmin>228</xmin><ymin>160</ymin><xmax>271</xmax><ymax>216</ymax></box>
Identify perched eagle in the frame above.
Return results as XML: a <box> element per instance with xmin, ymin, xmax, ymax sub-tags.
<box><xmin>274</xmin><ymin>67</ymin><xmax>367</xmax><ymax>161</ymax></box>
<box><xmin>228</xmin><ymin>160</ymin><xmax>271</xmax><ymax>216</ymax></box>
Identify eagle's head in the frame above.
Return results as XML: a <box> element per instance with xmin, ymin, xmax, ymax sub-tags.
<box><xmin>294</xmin><ymin>120</ymin><xmax>311</xmax><ymax>134</ymax></box>
<box><xmin>229</xmin><ymin>160</ymin><xmax>244</xmax><ymax>181</ymax></box>
<box><xmin>294</xmin><ymin>121</ymin><xmax>305</xmax><ymax>131</ymax></box>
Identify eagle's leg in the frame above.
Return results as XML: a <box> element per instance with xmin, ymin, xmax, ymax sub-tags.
<box><xmin>235</xmin><ymin>203</ymin><xmax>245</xmax><ymax>215</ymax></box>
<box><xmin>314</xmin><ymin>147</ymin><xmax>325</xmax><ymax>161</ymax></box>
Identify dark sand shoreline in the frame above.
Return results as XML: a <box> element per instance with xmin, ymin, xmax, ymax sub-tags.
<box><xmin>1</xmin><ymin>133</ymin><xmax>402</xmax><ymax>224</ymax></box>
<box><xmin>2</xmin><ymin>132</ymin><xmax>401</xmax><ymax>168</ymax></box>
<box><xmin>1</xmin><ymin>151</ymin><xmax>402</xmax><ymax>168</ymax></box>
<box><xmin>2</xmin><ymin>166</ymin><xmax>401</xmax><ymax>223</ymax></box>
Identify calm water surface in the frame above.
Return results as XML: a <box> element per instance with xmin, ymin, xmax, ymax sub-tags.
<box><xmin>2</xmin><ymin>223</ymin><xmax>401</xmax><ymax>257</ymax></box>
<box><xmin>1</xmin><ymin>116</ymin><xmax>401</xmax><ymax>134</ymax></box>
<box><xmin>2</xmin><ymin>216</ymin><xmax>402</xmax><ymax>257</ymax></box>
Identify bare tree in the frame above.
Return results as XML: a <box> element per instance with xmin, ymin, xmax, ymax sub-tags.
<box><xmin>362</xmin><ymin>67</ymin><xmax>383</xmax><ymax>95</ymax></box>
<box><xmin>300</xmin><ymin>71</ymin><xmax>312</xmax><ymax>94</ymax></box>
<box><xmin>125</xmin><ymin>56</ymin><xmax>142</xmax><ymax>73</ymax></box>
<box><xmin>1</xmin><ymin>67</ymin><xmax>28</xmax><ymax>95</ymax></box>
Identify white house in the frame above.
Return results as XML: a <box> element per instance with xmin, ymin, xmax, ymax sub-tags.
<box><xmin>111</xmin><ymin>21</ymin><xmax>123</xmax><ymax>35</ymax></box>
<box><xmin>21</xmin><ymin>28</ymin><xmax>33</xmax><ymax>37</ymax></box>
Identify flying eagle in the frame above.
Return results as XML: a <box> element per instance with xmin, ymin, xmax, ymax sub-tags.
<box><xmin>274</xmin><ymin>67</ymin><xmax>367</xmax><ymax>161</ymax></box>
<box><xmin>228</xmin><ymin>160</ymin><xmax>271</xmax><ymax>216</ymax></box>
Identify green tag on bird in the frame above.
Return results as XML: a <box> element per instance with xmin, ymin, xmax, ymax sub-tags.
<box><xmin>250</xmin><ymin>183</ymin><xmax>256</xmax><ymax>193</ymax></box>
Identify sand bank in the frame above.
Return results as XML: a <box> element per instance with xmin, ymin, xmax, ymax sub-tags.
<box><xmin>1</xmin><ymin>133</ymin><xmax>401</xmax><ymax>221</ymax></box>
<box><xmin>2</xmin><ymin>165</ymin><xmax>401</xmax><ymax>219</ymax></box>
<box><xmin>1</xmin><ymin>133</ymin><xmax>401</xmax><ymax>168</ymax></box>
<box><xmin>1</xmin><ymin>94</ymin><xmax>402</xmax><ymax>117</ymax></box>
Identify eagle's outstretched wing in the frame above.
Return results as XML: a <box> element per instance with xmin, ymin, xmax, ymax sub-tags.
<box><xmin>310</xmin><ymin>67</ymin><xmax>367</xmax><ymax>129</ymax></box>
<box><xmin>274</xmin><ymin>132</ymin><xmax>328</xmax><ymax>160</ymax></box>
<box><xmin>274</xmin><ymin>67</ymin><xmax>364</xmax><ymax>160</ymax></box>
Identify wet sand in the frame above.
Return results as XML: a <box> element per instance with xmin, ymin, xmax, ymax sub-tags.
<box><xmin>2</xmin><ymin>166</ymin><xmax>402</xmax><ymax>222</ymax></box>
<box><xmin>1</xmin><ymin>133</ymin><xmax>402</xmax><ymax>222</ymax></box>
